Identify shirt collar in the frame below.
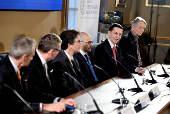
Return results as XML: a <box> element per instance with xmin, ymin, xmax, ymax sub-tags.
<box><xmin>131</xmin><ymin>30</ymin><xmax>139</xmax><ymax>42</ymax></box>
<box><xmin>36</xmin><ymin>48</ymin><xmax>46</xmax><ymax>65</ymax></box>
<box><xmin>107</xmin><ymin>38</ymin><xmax>116</xmax><ymax>49</ymax></box>
<box><xmin>80</xmin><ymin>50</ymin><xmax>86</xmax><ymax>56</ymax></box>
<box><xmin>80</xmin><ymin>49</ymin><xmax>87</xmax><ymax>60</ymax></box>
<box><xmin>8</xmin><ymin>55</ymin><xmax>18</xmax><ymax>74</ymax></box>
<box><xmin>64</xmin><ymin>51</ymin><xmax>74</xmax><ymax>63</ymax></box>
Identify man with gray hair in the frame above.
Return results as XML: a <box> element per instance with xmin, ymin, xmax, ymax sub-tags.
<box><xmin>27</xmin><ymin>33</ymin><xmax>63</xmax><ymax>103</ymax></box>
<box><xmin>0</xmin><ymin>36</ymin><xmax>76</xmax><ymax>114</ymax></box>
<box><xmin>119</xmin><ymin>17</ymin><xmax>147</xmax><ymax>67</ymax></box>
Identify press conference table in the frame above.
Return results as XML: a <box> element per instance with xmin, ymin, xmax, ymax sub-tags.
<box><xmin>27</xmin><ymin>64</ymin><xmax>170</xmax><ymax>114</ymax></box>
<box><xmin>65</xmin><ymin>64</ymin><xmax>170</xmax><ymax>114</ymax></box>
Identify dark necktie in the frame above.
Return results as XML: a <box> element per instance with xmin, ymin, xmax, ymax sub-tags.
<box><xmin>84</xmin><ymin>54</ymin><xmax>98</xmax><ymax>81</ymax></box>
<box><xmin>136</xmin><ymin>40</ymin><xmax>142</xmax><ymax>67</ymax></box>
<box><xmin>71</xmin><ymin>60</ymin><xmax>80</xmax><ymax>90</ymax></box>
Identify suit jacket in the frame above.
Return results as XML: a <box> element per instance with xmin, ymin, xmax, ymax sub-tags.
<box><xmin>0</xmin><ymin>55</ymin><xmax>40</xmax><ymax>114</ymax></box>
<box><xmin>74</xmin><ymin>53</ymin><xmax>107</xmax><ymax>86</ymax></box>
<box><xmin>119</xmin><ymin>31</ymin><xmax>140</xmax><ymax>66</ymax></box>
<box><xmin>51</xmin><ymin>51</ymin><xmax>86</xmax><ymax>97</ymax></box>
<box><xmin>94</xmin><ymin>39</ymin><xmax>136</xmax><ymax>78</ymax></box>
<box><xmin>27</xmin><ymin>51</ymin><xmax>57</xmax><ymax>103</ymax></box>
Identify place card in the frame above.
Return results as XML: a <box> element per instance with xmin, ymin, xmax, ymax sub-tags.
<box><xmin>150</xmin><ymin>86</ymin><xmax>160</xmax><ymax>98</ymax></box>
<box><xmin>138</xmin><ymin>93</ymin><xmax>150</xmax><ymax>108</ymax></box>
<box><xmin>120</xmin><ymin>105</ymin><xmax>135</xmax><ymax>114</ymax></box>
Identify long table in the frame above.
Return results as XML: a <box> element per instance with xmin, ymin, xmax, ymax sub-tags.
<box><xmin>65</xmin><ymin>64</ymin><xmax>170</xmax><ymax>114</ymax></box>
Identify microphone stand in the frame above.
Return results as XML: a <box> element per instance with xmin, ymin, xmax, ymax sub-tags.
<box><xmin>143</xmin><ymin>48</ymin><xmax>170</xmax><ymax>78</ymax></box>
<box><xmin>147</xmin><ymin>0</ymin><xmax>154</xmax><ymax>65</ymax></box>
<box><xmin>157</xmin><ymin>64</ymin><xmax>169</xmax><ymax>78</ymax></box>
<box><xmin>4</xmin><ymin>84</ymin><xmax>36</xmax><ymax>114</ymax></box>
<box><xmin>94</xmin><ymin>65</ymin><xmax>129</xmax><ymax>106</ymax></box>
<box><xmin>126</xmin><ymin>53</ymin><xmax>157</xmax><ymax>84</ymax></box>
<box><xmin>59</xmin><ymin>70</ymin><xmax>103</xmax><ymax>114</ymax></box>
<box><xmin>153</xmin><ymin>0</ymin><xmax>160</xmax><ymax>63</ymax></box>
<box><xmin>111</xmin><ymin>56</ymin><xmax>143</xmax><ymax>93</ymax></box>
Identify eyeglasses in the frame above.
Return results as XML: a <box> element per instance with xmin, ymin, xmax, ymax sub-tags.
<box><xmin>74</xmin><ymin>40</ymin><xmax>81</xmax><ymax>43</ymax></box>
<box><xmin>54</xmin><ymin>48</ymin><xmax>61</xmax><ymax>52</ymax></box>
<box><xmin>81</xmin><ymin>41</ymin><xmax>93</xmax><ymax>45</ymax></box>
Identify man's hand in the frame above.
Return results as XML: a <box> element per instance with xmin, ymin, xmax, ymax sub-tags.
<box><xmin>137</xmin><ymin>67</ymin><xmax>146</xmax><ymax>74</ymax></box>
<box><xmin>42</xmin><ymin>102</ymin><xmax>66</xmax><ymax>113</ymax></box>
<box><xmin>60</xmin><ymin>98</ymin><xmax>76</xmax><ymax>107</ymax></box>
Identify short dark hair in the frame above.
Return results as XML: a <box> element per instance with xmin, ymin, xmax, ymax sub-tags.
<box><xmin>38</xmin><ymin>33</ymin><xmax>62</xmax><ymax>53</ymax></box>
<box><xmin>109</xmin><ymin>23</ymin><xmax>123</xmax><ymax>31</ymax></box>
<box><xmin>60</xmin><ymin>29</ymin><xmax>80</xmax><ymax>50</ymax></box>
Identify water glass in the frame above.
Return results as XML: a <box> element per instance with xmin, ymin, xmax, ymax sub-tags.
<box><xmin>77</xmin><ymin>103</ymin><xmax>87</xmax><ymax>114</ymax></box>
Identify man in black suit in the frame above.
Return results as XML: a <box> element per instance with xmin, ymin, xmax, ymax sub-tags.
<box><xmin>94</xmin><ymin>23</ymin><xmax>145</xmax><ymax>78</ymax></box>
<box><xmin>74</xmin><ymin>32</ymin><xmax>107</xmax><ymax>86</ymax></box>
<box><xmin>0</xmin><ymin>36</ymin><xmax>76</xmax><ymax>114</ymax></box>
<box><xmin>52</xmin><ymin>29</ymin><xmax>86</xmax><ymax>97</ymax></box>
<box><xmin>119</xmin><ymin>17</ymin><xmax>147</xmax><ymax>67</ymax></box>
<box><xmin>27</xmin><ymin>33</ymin><xmax>63</xmax><ymax>103</ymax></box>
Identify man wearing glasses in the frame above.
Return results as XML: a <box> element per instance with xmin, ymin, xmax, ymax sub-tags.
<box><xmin>74</xmin><ymin>32</ymin><xmax>107</xmax><ymax>87</ymax></box>
<box><xmin>51</xmin><ymin>29</ymin><xmax>86</xmax><ymax>97</ymax></box>
<box><xmin>27</xmin><ymin>33</ymin><xmax>63</xmax><ymax>103</ymax></box>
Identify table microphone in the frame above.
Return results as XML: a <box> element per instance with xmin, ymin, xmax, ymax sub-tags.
<box><xmin>126</xmin><ymin>53</ymin><xmax>157</xmax><ymax>84</ymax></box>
<box><xmin>110</xmin><ymin>56</ymin><xmax>143</xmax><ymax>93</ymax></box>
<box><xmin>94</xmin><ymin>64</ymin><xmax>129</xmax><ymax>105</ymax></box>
<box><xmin>4</xmin><ymin>84</ymin><xmax>36</xmax><ymax>114</ymax></box>
<box><xmin>143</xmin><ymin>48</ymin><xmax>169</xmax><ymax>78</ymax></box>
<box><xmin>59</xmin><ymin>69</ymin><xmax>103</xmax><ymax>114</ymax></box>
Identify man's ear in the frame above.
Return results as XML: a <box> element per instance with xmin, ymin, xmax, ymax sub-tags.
<box><xmin>108</xmin><ymin>31</ymin><xmax>110</xmax><ymax>36</ymax></box>
<box><xmin>68</xmin><ymin>43</ymin><xmax>71</xmax><ymax>48</ymax></box>
<box><xmin>21</xmin><ymin>54</ymin><xmax>27</xmax><ymax>61</ymax></box>
<box><xmin>48</xmin><ymin>49</ymin><xmax>53</xmax><ymax>55</ymax></box>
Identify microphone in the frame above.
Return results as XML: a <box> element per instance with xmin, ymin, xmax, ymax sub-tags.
<box><xmin>126</xmin><ymin>53</ymin><xmax>157</xmax><ymax>84</ymax></box>
<box><xmin>110</xmin><ymin>56</ymin><xmax>143</xmax><ymax>93</ymax></box>
<box><xmin>59</xmin><ymin>69</ymin><xmax>103</xmax><ymax>114</ymax></box>
<box><xmin>4</xmin><ymin>84</ymin><xmax>36</xmax><ymax>114</ymax></box>
<box><xmin>143</xmin><ymin>48</ymin><xmax>169</xmax><ymax>78</ymax></box>
<box><xmin>94</xmin><ymin>64</ymin><xmax>129</xmax><ymax>106</ymax></box>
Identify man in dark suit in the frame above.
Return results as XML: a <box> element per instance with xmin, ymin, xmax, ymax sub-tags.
<box><xmin>52</xmin><ymin>29</ymin><xmax>86</xmax><ymax>97</ymax></box>
<box><xmin>119</xmin><ymin>17</ymin><xmax>147</xmax><ymax>67</ymax></box>
<box><xmin>0</xmin><ymin>36</ymin><xmax>76</xmax><ymax>114</ymax></box>
<box><xmin>27</xmin><ymin>33</ymin><xmax>62</xmax><ymax>103</ymax></box>
<box><xmin>94</xmin><ymin>23</ymin><xmax>145</xmax><ymax>78</ymax></box>
<box><xmin>74</xmin><ymin>32</ymin><xmax>107</xmax><ymax>86</ymax></box>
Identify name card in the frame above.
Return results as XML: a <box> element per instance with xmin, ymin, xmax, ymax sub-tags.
<box><xmin>150</xmin><ymin>86</ymin><xmax>160</xmax><ymax>98</ymax></box>
<box><xmin>120</xmin><ymin>105</ymin><xmax>135</xmax><ymax>114</ymax></box>
<box><xmin>139</xmin><ymin>93</ymin><xmax>150</xmax><ymax>108</ymax></box>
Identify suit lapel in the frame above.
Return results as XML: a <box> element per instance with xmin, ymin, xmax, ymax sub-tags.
<box><xmin>4</xmin><ymin>56</ymin><xmax>25</xmax><ymax>96</ymax></box>
<box><xmin>61</xmin><ymin>52</ymin><xmax>77</xmax><ymax>77</ymax></box>
<box><xmin>128</xmin><ymin>32</ymin><xmax>137</xmax><ymax>56</ymax></box>
<box><xmin>104</xmin><ymin>39</ymin><xmax>114</xmax><ymax>56</ymax></box>
<box><xmin>34</xmin><ymin>51</ymin><xmax>53</xmax><ymax>86</ymax></box>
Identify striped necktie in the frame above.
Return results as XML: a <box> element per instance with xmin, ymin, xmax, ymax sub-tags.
<box><xmin>136</xmin><ymin>40</ymin><xmax>142</xmax><ymax>66</ymax></box>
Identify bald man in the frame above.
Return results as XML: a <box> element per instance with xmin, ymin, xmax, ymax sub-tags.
<box><xmin>74</xmin><ymin>32</ymin><xmax>107</xmax><ymax>87</ymax></box>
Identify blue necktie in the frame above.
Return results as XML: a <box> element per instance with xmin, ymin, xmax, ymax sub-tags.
<box><xmin>84</xmin><ymin>54</ymin><xmax>98</xmax><ymax>81</ymax></box>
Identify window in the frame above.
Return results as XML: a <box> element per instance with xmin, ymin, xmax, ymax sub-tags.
<box><xmin>67</xmin><ymin>0</ymin><xmax>78</xmax><ymax>30</ymax></box>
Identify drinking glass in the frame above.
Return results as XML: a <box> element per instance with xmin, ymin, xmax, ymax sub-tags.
<box><xmin>150</xmin><ymin>66</ymin><xmax>157</xmax><ymax>75</ymax></box>
<box><xmin>77</xmin><ymin>103</ymin><xmax>87</xmax><ymax>114</ymax></box>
